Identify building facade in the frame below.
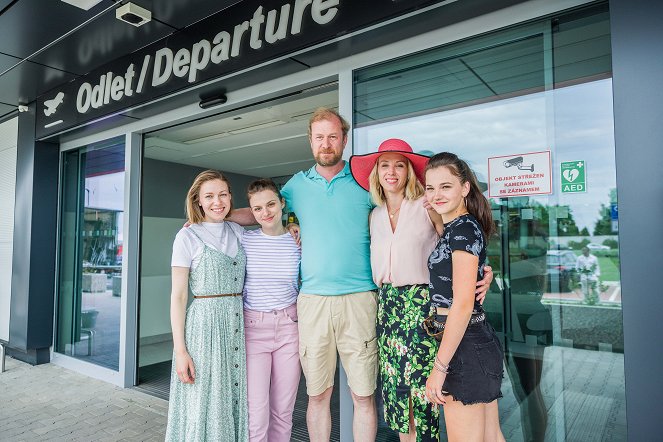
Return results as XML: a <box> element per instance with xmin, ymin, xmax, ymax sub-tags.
<box><xmin>1</xmin><ymin>0</ymin><xmax>661</xmax><ymax>440</ymax></box>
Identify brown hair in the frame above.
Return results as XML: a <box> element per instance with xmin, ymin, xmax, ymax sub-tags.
<box><xmin>185</xmin><ymin>170</ymin><xmax>233</xmax><ymax>224</ymax></box>
<box><xmin>308</xmin><ymin>107</ymin><xmax>350</xmax><ymax>139</ymax></box>
<box><xmin>425</xmin><ymin>152</ymin><xmax>494</xmax><ymax>238</ymax></box>
<box><xmin>368</xmin><ymin>159</ymin><xmax>424</xmax><ymax>206</ymax></box>
<box><xmin>246</xmin><ymin>178</ymin><xmax>283</xmax><ymax>202</ymax></box>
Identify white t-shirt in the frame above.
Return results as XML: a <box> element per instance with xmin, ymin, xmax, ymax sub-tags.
<box><xmin>241</xmin><ymin>229</ymin><xmax>301</xmax><ymax>312</ymax></box>
<box><xmin>171</xmin><ymin>221</ymin><xmax>244</xmax><ymax>269</ymax></box>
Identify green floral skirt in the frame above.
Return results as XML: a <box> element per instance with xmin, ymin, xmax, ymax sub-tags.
<box><xmin>377</xmin><ymin>283</ymin><xmax>439</xmax><ymax>442</ymax></box>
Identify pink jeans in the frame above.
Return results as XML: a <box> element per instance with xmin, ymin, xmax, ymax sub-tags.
<box><xmin>244</xmin><ymin>304</ymin><xmax>301</xmax><ymax>442</ymax></box>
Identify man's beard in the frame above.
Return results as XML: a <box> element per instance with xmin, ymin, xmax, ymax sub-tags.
<box><xmin>314</xmin><ymin>150</ymin><xmax>343</xmax><ymax>167</ymax></box>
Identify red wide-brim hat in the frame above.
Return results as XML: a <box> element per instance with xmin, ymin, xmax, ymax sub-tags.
<box><xmin>350</xmin><ymin>138</ymin><xmax>430</xmax><ymax>192</ymax></box>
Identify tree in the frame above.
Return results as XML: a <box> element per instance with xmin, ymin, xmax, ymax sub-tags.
<box><xmin>593</xmin><ymin>188</ymin><xmax>617</xmax><ymax>235</ymax></box>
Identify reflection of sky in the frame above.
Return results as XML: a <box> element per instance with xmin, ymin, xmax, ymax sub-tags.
<box><xmin>353</xmin><ymin>79</ymin><xmax>616</xmax><ymax>232</ymax></box>
<box><xmin>85</xmin><ymin>172</ymin><xmax>125</xmax><ymax>212</ymax></box>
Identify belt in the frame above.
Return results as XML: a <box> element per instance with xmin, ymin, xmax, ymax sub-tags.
<box><xmin>193</xmin><ymin>293</ymin><xmax>242</xmax><ymax>299</ymax></box>
<box><xmin>430</xmin><ymin>311</ymin><xmax>486</xmax><ymax>331</ymax></box>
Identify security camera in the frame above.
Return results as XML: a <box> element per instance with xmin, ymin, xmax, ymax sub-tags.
<box><xmin>116</xmin><ymin>3</ymin><xmax>151</xmax><ymax>27</ymax></box>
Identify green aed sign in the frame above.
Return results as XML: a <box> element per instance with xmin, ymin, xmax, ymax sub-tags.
<box><xmin>561</xmin><ymin>160</ymin><xmax>586</xmax><ymax>193</ymax></box>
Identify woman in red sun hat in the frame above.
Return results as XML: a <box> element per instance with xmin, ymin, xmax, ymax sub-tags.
<box><xmin>350</xmin><ymin>139</ymin><xmax>493</xmax><ymax>442</ymax></box>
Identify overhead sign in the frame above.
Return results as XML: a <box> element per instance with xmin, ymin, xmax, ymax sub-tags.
<box><xmin>560</xmin><ymin>160</ymin><xmax>586</xmax><ymax>193</ymax></box>
<box><xmin>488</xmin><ymin>151</ymin><xmax>552</xmax><ymax>198</ymax></box>
<box><xmin>36</xmin><ymin>0</ymin><xmax>444</xmax><ymax>138</ymax></box>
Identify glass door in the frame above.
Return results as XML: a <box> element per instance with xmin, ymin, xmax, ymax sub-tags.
<box><xmin>353</xmin><ymin>4</ymin><xmax>625</xmax><ymax>440</ymax></box>
<box><xmin>56</xmin><ymin>136</ymin><xmax>126</xmax><ymax>371</ymax></box>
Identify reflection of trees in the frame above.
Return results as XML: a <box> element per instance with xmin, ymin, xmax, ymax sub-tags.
<box><xmin>83</xmin><ymin>209</ymin><xmax>120</xmax><ymax>267</ymax></box>
<box><xmin>593</xmin><ymin>188</ymin><xmax>617</xmax><ymax>235</ymax></box>
<box><xmin>499</xmin><ymin>199</ymin><xmax>582</xmax><ymax>240</ymax></box>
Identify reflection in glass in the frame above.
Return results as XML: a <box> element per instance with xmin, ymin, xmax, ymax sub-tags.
<box><xmin>354</xmin><ymin>5</ymin><xmax>625</xmax><ymax>440</ymax></box>
<box><xmin>56</xmin><ymin>137</ymin><xmax>125</xmax><ymax>371</ymax></box>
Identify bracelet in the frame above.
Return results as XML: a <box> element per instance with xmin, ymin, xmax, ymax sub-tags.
<box><xmin>434</xmin><ymin>356</ymin><xmax>450</xmax><ymax>374</ymax></box>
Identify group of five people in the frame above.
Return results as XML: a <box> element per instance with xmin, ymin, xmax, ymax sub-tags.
<box><xmin>165</xmin><ymin>107</ymin><xmax>505</xmax><ymax>441</ymax></box>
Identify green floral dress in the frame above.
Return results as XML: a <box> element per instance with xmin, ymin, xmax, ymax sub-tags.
<box><xmin>377</xmin><ymin>283</ymin><xmax>440</xmax><ymax>441</ymax></box>
<box><xmin>165</xmin><ymin>230</ymin><xmax>248</xmax><ymax>442</ymax></box>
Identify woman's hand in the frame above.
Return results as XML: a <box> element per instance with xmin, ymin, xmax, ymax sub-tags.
<box><xmin>287</xmin><ymin>223</ymin><xmax>301</xmax><ymax>246</ymax></box>
<box><xmin>475</xmin><ymin>265</ymin><xmax>494</xmax><ymax>304</ymax></box>
<box><xmin>426</xmin><ymin>369</ymin><xmax>447</xmax><ymax>405</ymax></box>
<box><xmin>175</xmin><ymin>350</ymin><xmax>196</xmax><ymax>384</ymax></box>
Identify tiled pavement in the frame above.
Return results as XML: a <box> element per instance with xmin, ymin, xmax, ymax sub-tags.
<box><xmin>0</xmin><ymin>357</ymin><xmax>168</xmax><ymax>441</ymax></box>
<box><xmin>0</xmin><ymin>345</ymin><xmax>626</xmax><ymax>441</ymax></box>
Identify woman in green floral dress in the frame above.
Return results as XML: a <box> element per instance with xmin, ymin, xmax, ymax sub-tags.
<box><xmin>350</xmin><ymin>139</ymin><xmax>492</xmax><ymax>441</ymax></box>
<box><xmin>166</xmin><ymin>170</ymin><xmax>248</xmax><ymax>441</ymax></box>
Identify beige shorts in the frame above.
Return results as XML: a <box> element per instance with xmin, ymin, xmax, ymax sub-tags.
<box><xmin>297</xmin><ymin>291</ymin><xmax>378</xmax><ymax>397</ymax></box>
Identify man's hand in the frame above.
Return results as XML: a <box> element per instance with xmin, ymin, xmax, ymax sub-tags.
<box><xmin>475</xmin><ymin>265</ymin><xmax>494</xmax><ymax>304</ymax></box>
<box><xmin>287</xmin><ymin>223</ymin><xmax>301</xmax><ymax>246</ymax></box>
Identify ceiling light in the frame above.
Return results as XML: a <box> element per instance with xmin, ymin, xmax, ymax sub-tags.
<box><xmin>61</xmin><ymin>0</ymin><xmax>105</xmax><ymax>10</ymax></box>
<box><xmin>184</xmin><ymin>132</ymin><xmax>230</xmax><ymax>145</ymax></box>
<box><xmin>228</xmin><ymin>120</ymin><xmax>285</xmax><ymax>135</ymax></box>
<box><xmin>116</xmin><ymin>2</ymin><xmax>152</xmax><ymax>27</ymax></box>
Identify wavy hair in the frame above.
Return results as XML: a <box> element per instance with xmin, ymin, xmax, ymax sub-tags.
<box><xmin>425</xmin><ymin>152</ymin><xmax>494</xmax><ymax>238</ymax></box>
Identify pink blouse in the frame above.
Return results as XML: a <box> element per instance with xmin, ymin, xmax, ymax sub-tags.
<box><xmin>370</xmin><ymin>197</ymin><xmax>439</xmax><ymax>287</ymax></box>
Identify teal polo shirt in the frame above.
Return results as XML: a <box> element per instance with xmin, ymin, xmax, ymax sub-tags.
<box><xmin>282</xmin><ymin>162</ymin><xmax>377</xmax><ymax>295</ymax></box>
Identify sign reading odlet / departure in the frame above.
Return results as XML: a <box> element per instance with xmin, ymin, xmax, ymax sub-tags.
<box><xmin>560</xmin><ymin>160</ymin><xmax>587</xmax><ymax>193</ymax></box>
<box><xmin>36</xmin><ymin>0</ymin><xmax>445</xmax><ymax>138</ymax></box>
<box><xmin>488</xmin><ymin>151</ymin><xmax>552</xmax><ymax>198</ymax></box>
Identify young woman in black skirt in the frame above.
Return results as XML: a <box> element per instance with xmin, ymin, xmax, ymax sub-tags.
<box><xmin>423</xmin><ymin>152</ymin><xmax>505</xmax><ymax>441</ymax></box>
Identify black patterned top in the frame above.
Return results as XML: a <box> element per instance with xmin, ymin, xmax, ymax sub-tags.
<box><xmin>428</xmin><ymin>213</ymin><xmax>487</xmax><ymax>312</ymax></box>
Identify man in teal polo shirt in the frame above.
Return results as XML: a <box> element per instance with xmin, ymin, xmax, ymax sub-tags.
<box><xmin>282</xmin><ymin>108</ymin><xmax>378</xmax><ymax>442</ymax></box>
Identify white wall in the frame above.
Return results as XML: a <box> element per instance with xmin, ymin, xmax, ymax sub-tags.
<box><xmin>0</xmin><ymin>117</ymin><xmax>18</xmax><ymax>342</ymax></box>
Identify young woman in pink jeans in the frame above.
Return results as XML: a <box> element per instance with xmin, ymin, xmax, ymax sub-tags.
<box><xmin>241</xmin><ymin>179</ymin><xmax>302</xmax><ymax>442</ymax></box>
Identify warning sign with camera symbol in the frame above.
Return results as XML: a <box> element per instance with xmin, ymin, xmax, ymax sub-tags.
<box><xmin>488</xmin><ymin>151</ymin><xmax>552</xmax><ymax>198</ymax></box>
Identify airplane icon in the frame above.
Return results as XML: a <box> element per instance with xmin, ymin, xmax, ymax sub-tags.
<box><xmin>44</xmin><ymin>92</ymin><xmax>64</xmax><ymax>116</ymax></box>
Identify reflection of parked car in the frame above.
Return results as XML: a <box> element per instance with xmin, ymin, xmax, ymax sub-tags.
<box><xmin>587</xmin><ymin>243</ymin><xmax>610</xmax><ymax>251</ymax></box>
<box><xmin>546</xmin><ymin>250</ymin><xmax>578</xmax><ymax>292</ymax></box>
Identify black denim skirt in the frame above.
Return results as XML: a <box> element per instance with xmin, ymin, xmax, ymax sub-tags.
<box><xmin>441</xmin><ymin>320</ymin><xmax>504</xmax><ymax>405</ymax></box>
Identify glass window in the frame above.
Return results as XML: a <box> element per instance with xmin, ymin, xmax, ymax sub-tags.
<box><xmin>56</xmin><ymin>136</ymin><xmax>125</xmax><ymax>371</ymax></box>
<box><xmin>354</xmin><ymin>4</ymin><xmax>625</xmax><ymax>441</ymax></box>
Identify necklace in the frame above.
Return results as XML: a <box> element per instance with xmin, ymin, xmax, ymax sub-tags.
<box><xmin>386</xmin><ymin>202</ymin><xmax>402</xmax><ymax>219</ymax></box>
<box><xmin>201</xmin><ymin>222</ymin><xmax>223</xmax><ymax>241</ymax></box>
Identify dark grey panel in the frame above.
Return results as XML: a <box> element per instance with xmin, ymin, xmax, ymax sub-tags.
<box><xmin>0</xmin><ymin>101</ymin><xmax>16</xmax><ymax>115</ymax></box>
<box><xmin>30</xmin><ymin>8</ymin><xmax>175</xmax><ymax>76</ymax></box>
<box><xmin>291</xmin><ymin>0</ymin><xmax>530</xmax><ymax>67</ymax></box>
<box><xmin>122</xmin><ymin>58</ymin><xmax>306</xmax><ymax>119</ymax></box>
<box><xmin>47</xmin><ymin>114</ymin><xmax>139</xmax><ymax>142</ymax></box>
<box><xmin>0</xmin><ymin>0</ymin><xmax>15</xmax><ymax>11</ymax></box>
<box><xmin>142</xmin><ymin>157</ymin><xmax>258</xmax><ymax>219</ymax></box>
<box><xmin>138</xmin><ymin>0</ymin><xmax>240</xmax><ymax>30</ymax></box>
<box><xmin>10</xmin><ymin>105</ymin><xmax>59</xmax><ymax>356</ymax></box>
<box><xmin>0</xmin><ymin>58</ymin><xmax>77</xmax><ymax>104</ymax></box>
<box><xmin>0</xmin><ymin>0</ymin><xmax>115</xmax><ymax>59</ymax></box>
<box><xmin>610</xmin><ymin>0</ymin><xmax>663</xmax><ymax>440</ymax></box>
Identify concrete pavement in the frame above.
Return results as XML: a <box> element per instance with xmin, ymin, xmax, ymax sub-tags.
<box><xmin>0</xmin><ymin>357</ymin><xmax>168</xmax><ymax>441</ymax></box>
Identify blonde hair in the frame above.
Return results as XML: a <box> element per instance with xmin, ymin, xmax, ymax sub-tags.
<box><xmin>308</xmin><ymin>107</ymin><xmax>350</xmax><ymax>138</ymax></box>
<box><xmin>368</xmin><ymin>159</ymin><xmax>424</xmax><ymax>206</ymax></box>
<box><xmin>185</xmin><ymin>170</ymin><xmax>233</xmax><ymax>224</ymax></box>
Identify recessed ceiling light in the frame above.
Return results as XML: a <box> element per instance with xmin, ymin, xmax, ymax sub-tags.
<box><xmin>60</xmin><ymin>0</ymin><xmax>105</xmax><ymax>10</ymax></box>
